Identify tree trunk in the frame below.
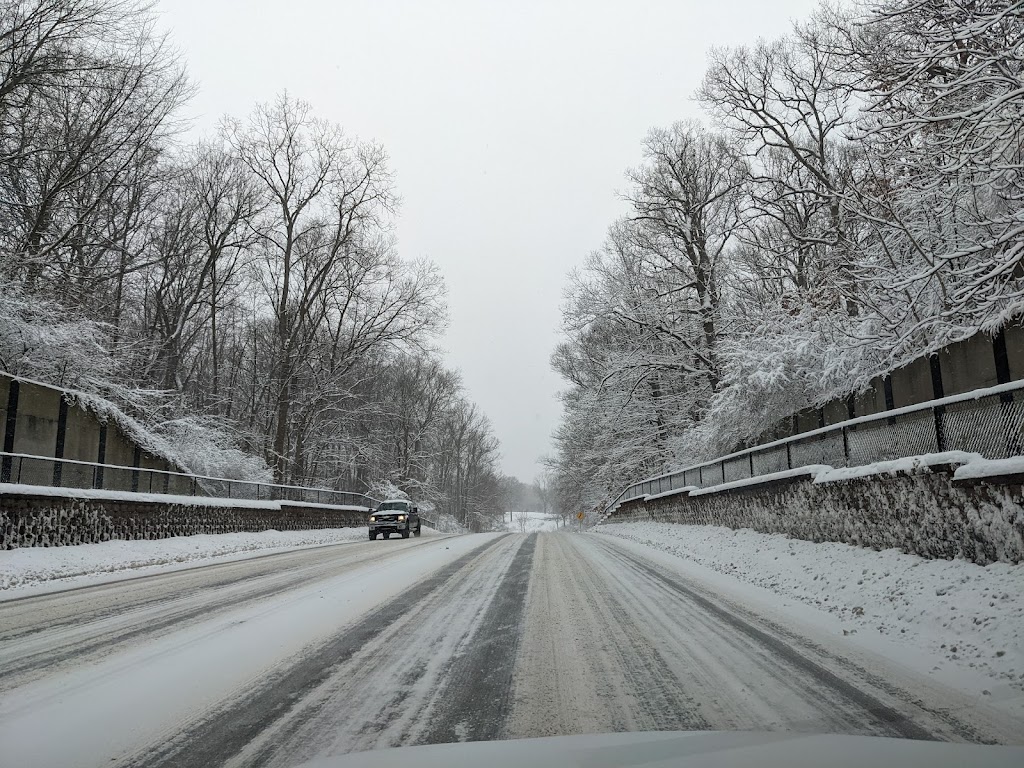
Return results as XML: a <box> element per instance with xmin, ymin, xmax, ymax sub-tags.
<box><xmin>272</xmin><ymin>362</ymin><xmax>291</xmax><ymax>484</ymax></box>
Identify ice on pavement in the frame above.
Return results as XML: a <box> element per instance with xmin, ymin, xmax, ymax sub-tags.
<box><xmin>595</xmin><ymin>522</ymin><xmax>1024</xmax><ymax>714</ymax></box>
<box><xmin>0</xmin><ymin>527</ymin><xmax>373</xmax><ymax>593</ymax></box>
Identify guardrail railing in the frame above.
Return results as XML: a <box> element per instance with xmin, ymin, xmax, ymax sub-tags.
<box><xmin>0</xmin><ymin>451</ymin><xmax>378</xmax><ymax>509</ymax></box>
<box><xmin>604</xmin><ymin>379</ymin><xmax>1024</xmax><ymax>515</ymax></box>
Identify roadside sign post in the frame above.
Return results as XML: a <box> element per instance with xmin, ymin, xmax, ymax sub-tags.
<box><xmin>576</xmin><ymin>510</ymin><xmax>585</xmax><ymax>532</ymax></box>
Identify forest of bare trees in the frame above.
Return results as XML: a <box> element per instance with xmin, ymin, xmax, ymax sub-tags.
<box><xmin>0</xmin><ymin>0</ymin><xmax>505</xmax><ymax>528</ymax></box>
<box><xmin>549</xmin><ymin>0</ymin><xmax>1024</xmax><ymax>517</ymax></box>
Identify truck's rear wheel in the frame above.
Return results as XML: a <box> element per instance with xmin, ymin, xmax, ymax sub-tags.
<box><xmin>414</xmin><ymin>526</ymin><xmax>421</xmax><ymax>537</ymax></box>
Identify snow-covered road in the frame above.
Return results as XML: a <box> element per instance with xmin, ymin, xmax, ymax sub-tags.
<box><xmin>1</xmin><ymin>532</ymin><xmax>1020</xmax><ymax>768</ymax></box>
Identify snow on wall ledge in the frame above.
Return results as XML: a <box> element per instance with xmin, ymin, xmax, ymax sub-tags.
<box><xmin>607</xmin><ymin>468</ymin><xmax>1024</xmax><ymax>565</ymax></box>
<box><xmin>0</xmin><ymin>488</ymin><xmax>371</xmax><ymax>549</ymax></box>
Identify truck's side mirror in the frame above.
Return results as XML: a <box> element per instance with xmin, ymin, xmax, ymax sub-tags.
<box><xmin>413</xmin><ymin>507</ymin><xmax>419</xmax><ymax>514</ymax></box>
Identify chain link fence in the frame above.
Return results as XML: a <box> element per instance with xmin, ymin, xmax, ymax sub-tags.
<box><xmin>607</xmin><ymin>380</ymin><xmax>1024</xmax><ymax>513</ymax></box>
<box><xmin>0</xmin><ymin>451</ymin><xmax>378</xmax><ymax>509</ymax></box>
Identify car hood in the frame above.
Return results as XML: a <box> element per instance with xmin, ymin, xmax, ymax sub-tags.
<box><xmin>295</xmin><ymin>731</ymin><xmax>1023</xmax><ymax>768</ymax></box>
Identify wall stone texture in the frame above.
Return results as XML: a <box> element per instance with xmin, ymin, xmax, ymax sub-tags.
<box><xmin>605</xmin><ymin>470</ymin><xmax>1024</xmax><ymax>566</ymax></box>
<box><xmin>1</xmin><ymin>493</ymin><xmax>370</xmax><ymax>549</ymax></box>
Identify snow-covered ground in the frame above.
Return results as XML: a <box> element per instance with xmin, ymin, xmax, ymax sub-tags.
<box><xmin>0</xmin><ymin>533</ymin><xmax>500</xmax><ymax>768</ymax></box>
<box><xmin>508</xmin><ymin>510</ymin><xmax>561</xmax><ymax>533</ymax></box>
<box><xmin>3</xmin><ymin>531</ymin><xmax>1022</xmax><ymax>766</ymax></box>
<box><xmin>0</xmin><ymin>527</ymin><xmax>375</xmax><ymax>595</ymax></box>
<box><xmin>594</xmin><ymin>522</ymin><xmax>1024</xmax><ymax>715</ymax></box>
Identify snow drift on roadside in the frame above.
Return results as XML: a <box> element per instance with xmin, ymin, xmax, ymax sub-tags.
<box><xmin>0</xmin><ymin>528</ymin><xmax>371</xmax><ymax>592</ymax></box>
<box><xmin>594</xmin><ymin>522</ymin><xmax>1023</xmax><ymax>700</ymax></box>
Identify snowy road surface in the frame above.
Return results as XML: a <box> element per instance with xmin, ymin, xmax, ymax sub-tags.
<box><xmin>1</xmin><ymin>532</ymin><xmax>1021</xmax><ymax>768</ymax></box>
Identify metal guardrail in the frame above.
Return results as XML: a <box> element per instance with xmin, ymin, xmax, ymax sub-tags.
<box><xmin>0</xmin><ymin>451</ymin><xmax>379</xmax><ymax>509</ymax></box>
<box><xmin>604</xmin><ymin>379</ymin><xmax>1024</xmax><ymax>515</ymax></box>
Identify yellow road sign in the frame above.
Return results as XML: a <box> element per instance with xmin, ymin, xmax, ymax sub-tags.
<box><xmin>576</xmin><ymin>511</ymin><xmax>585</xmax><ymax>521</ymax></box>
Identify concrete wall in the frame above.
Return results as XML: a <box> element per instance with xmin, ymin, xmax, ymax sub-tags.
<box><xmin>0</xmin><ymin>376</ymin><xmax>8</xmax><ymax>450</ymax></box>
<box><xmin>606</xmin><ymin>468</ymin><xmax>1024</xmax><ymax>565</ymax></box>
<box><xmin>12</xmin><ymin>383</ymin><xmax>60</xmax><ymax>459</ymax></box>
<box><xmin>1</xmin><ymin>492</ymin><xmax>369</xmax><ymax>549</ymax></box>
<box><xmin>822</xmin><ymin>398</ymin><xmax>850</xmax><ymax>426</ymax></box>
<box><xmin>764</xmin><ymin>325</ymin><xmax>1024</xmax><ymax>444</ymax></box>
<box><xmin>0</xmin><ymin>375</ymin><xmax>186</xmax><ymax>490</ymax></box>
<box><xmin>940</xmin><ymin>333</ymin><xmax>1000</xmax><ymax>396</ymax></box>
<box><xmin>1005</xmin><ymin>323</ymin><xmax>1024</xmax><ymax>380</ymax></box>
<box><xmin>854</xmin><ymin>375</ymin><xmax>888</xmax><ymax>417</ymax></box>
<box><xmin>104</xmin><ymin>427</ymin><xmax>136</xmax><ymax>469</ymax></box>
<box><xmin>890</xmin><ymin>356</ymin><xmax>935</xmax><ymax>408</ymax></box>
<box><xmin>62</xmin><ymin>407</ymin><xmax>100</xmax><ymax>464</ymax></box>
<box><xmin>12</xmin><ymin>384</ymin><xmax>62</xmax><ymax>485</ymax></box>
<box><xmin>795</xmin><ymin>408</ymin><xmax>821</xmax><ymax>433</ymax></box>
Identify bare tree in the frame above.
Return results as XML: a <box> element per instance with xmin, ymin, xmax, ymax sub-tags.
<box><xmin>0</xmin><ymin>1</ymin><xmax>192</xmax><ymax>290</ymax></box>
<box><xmin>842</xmin><ymin>0</ymin><xmax>1024</xmax><ymax>350</ymax></box>
<box><xmin>699</xmin><ymin>21</ymin><xmax>861</xmax><ymax>316</ymax></box>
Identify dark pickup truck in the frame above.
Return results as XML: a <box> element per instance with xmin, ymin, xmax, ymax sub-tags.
<box><xmin>368</xmin><ymin>499</ymin><xmax>421</xmax><ymax>540</ymax></box>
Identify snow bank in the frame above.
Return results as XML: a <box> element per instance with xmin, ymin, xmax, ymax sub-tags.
<box><xmin>595</xmin><ymin>522</ymin><xmax>1023</xmax><ymax>705</ymax></box>
<box><xmin>608</xmin><ymin>450</ymin><xmax>1024</xmax><ymax>564</ymax></box>
<box><xmin>645</xmin><ymin>485</ymin><xmax>697</xmax><ymax>501</ymax></box>
<box><xmin>814</xmin><ymin>452</ymin><xmax>980</xmax><ymax>483</ymax></box>
<box><xmin>0</xmin><ymin>527</ymin><xmax>371</xmax><ymax>592</ymax></box>
<box><xmin>955</xmin><ymin>456</ymin><xmax>1024</xmax><ymax>481</ymax></box>
<box><xmin>689</xmin><ymin>465</ymin><xmax>830</xmax><ymax>496</ymax></box>
<box><xmin>0</xmin><ymin>482</ymin><xmax>282</xmax><ymax>508</ymax></box>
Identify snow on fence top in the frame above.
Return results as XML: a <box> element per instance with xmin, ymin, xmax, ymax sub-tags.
<box><xmin>0</xmin><ymin>451</ymin><xmax>379</xmax><ymax>509</ymax></box>
<box><xmin>604</xmin><ymin>379</ymin><xmax>1024</xmax><ymax>515</ymax></box>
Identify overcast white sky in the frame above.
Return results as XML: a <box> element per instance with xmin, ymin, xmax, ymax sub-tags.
<box><xmin>157</xmin><ymin>0</ymin><xmax>819</xmax><ymax>482</ymax></box>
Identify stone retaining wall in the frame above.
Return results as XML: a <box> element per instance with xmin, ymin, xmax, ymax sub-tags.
<box><xmin>0</xmin><ymin>492</ymin><xmax>369</xmax><ymax>549</ymax></box>
<box><xmin>604</xmin><ymin>470</ymin><xmax>1024</xmax><ymax>565</ymax></box>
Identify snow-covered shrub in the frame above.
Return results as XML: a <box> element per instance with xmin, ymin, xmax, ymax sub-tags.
<box><xmin>151</xmin><ymin>418</ymin><xmax>273</xmax><ymax>481</ymax></box>
<box><xmin>0</xmin><ymin>287</ymin><xmax>120</xmax><ymax>395</ymax></box>
<box><xmin>1</xmin><ymin>286</ymin><xmax>273</xmax><ymax>481</ymax></box>
<box><xmin>671</xmin><ymin>311</ymin><xmax>887</xmax><ymax>463</ymax></box>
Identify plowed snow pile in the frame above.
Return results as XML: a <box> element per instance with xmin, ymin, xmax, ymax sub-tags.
<box><xmin>595</xmin><ymin>522</ymin><xmax>1023</xmax><ymax>705</ymax></box>
<box><xmin>0</xmin><ymin>528</ymin><xmax>371</xmax><ymax>592</ymax></box>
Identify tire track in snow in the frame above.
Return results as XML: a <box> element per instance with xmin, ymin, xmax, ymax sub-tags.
<box><xmin>418</xmin><ymin>532</ymin><xmax>537</xmax><ymax>744</ymax></box>
<box><xmin>129</xmin><ymin>534</ymin><xmax>514</xmax><ymax>768</ymax></box>
<box><xmin>507</xmin><ymin>532</ymin><xmax>712</xmax><ymax>738</ymax></box>
<box><xmin>588</xmin><ymin>535</ymin><xmax>984</xmax><ymax>742</ymax></box>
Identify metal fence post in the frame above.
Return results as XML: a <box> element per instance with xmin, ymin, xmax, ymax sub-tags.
<box><xmin>1007</xmin><ymin>393</ymin><xmax>1022</xmax><ymax>456</ymax></box>
<box><xmin>841</xmin><ymin>425</ymin><xmax>850</xmax><ymax>465</ymax></box>
<box><xmin>933</xmin><ymin>405</ymin><xmax>946</xmax><ymax>453</ymax></box>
